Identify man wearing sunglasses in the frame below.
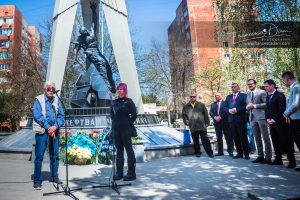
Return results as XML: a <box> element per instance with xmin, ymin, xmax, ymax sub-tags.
<box><xmin>32</xmin><ymin>81</ymin><xmax>64</xmax><ymax>190</ymax></box>
<box><xmin>182</xmin><ymin>93</ymin><xmax>214</xmax><ymax>158</ymax></box>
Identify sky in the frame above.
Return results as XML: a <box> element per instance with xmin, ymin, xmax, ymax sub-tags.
<box><xmin>0</xmin><ymin>0</ymin><xmax>181</xmax><ymax>49</ymax></box>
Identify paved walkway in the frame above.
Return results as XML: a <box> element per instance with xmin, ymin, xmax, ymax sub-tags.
<box><xmin>0</xmin><ymin>154</ymin><xmax>300</xmax><ymax>200</ymax></box>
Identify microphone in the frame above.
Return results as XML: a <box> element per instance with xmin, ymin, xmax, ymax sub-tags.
<box><xmin>54</xmin><ymin>90</ymin><xmax>60</xmax><ymax>94</ymax></box>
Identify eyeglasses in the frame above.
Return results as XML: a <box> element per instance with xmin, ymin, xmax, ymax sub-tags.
<box><xmin>190</xmin><ymin>96</ymin><xmax>196</xmax><ymax>98</ymax></box>
<box><xmin>46</xmin><ymin>87</ymin><xmax>55</xmax><ymax>92</ymax></box>
<box><xmin>231</xmin><ymin>86</ymin><xmax>237</xmax><ymax>88</ymax></box>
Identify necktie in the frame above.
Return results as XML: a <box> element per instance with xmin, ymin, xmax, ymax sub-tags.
<box><xmin>217</xmin><ymin>101</ymin><xmax>221</xmax><ymax>116</ymax></box>
<box><xmin>269</xmin><ymin>94</ymin><xmax>273</xmax><ymax>103</ymax></box>
<box><xmin>232</xmin><ymin>94</ymin><xmax>236</xmax><ymax>103</ymax></box>
<box><xmin>250</xmin><ymin>92</ymin><xmax>254</xmax><ymax>121</ymax></box>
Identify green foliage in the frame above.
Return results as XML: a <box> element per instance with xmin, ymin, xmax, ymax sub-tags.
<box><xmin>142</xmin><ymin>93</ymin><xmax>161</xmax><ymax>104</ymax></box>
<box><xmin>212</xmin><ymin>0</ymin><xmax>300</xmax><ymax>92</ymax></box>
<box><xmin>266</xmin><ymin>48</ymin><xmax>300</xmax><ymax>83</ymax></box>
<box><xmin>226</xmin><ymin>48</ymin><xmax>268</xmax><ymax>91</ymax></box>
<box><xmin>195</xmin><ymin>58</ymin><xmax>226</xmax><ymax>104</ymax></box>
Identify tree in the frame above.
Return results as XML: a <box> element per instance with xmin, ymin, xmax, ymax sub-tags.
<box><xmin>0</xmin><ymin>38</ymin><xmax>44</xmax><ymax>129</ymax></box>
<box><xmin>195</xmin><ymin>58</ymin><xmax>226</xmax><ymax>104</ymax></box>
<box><xmin>137</xmin><ymin>40</ymin><xmax>173</xmax><ymax>122</ymax></box>
<box><xmin>266</xmin><ymin>48</ymin><xmax>300</xmax><ymax>82</ymax></box>
<box><xmin>169</xmin><ymin>43</ymin><xmax>194</xmax><ymax>117</ymax></box>
<box><xmin>213</xmin><ymin>0</ymin><xmax>300</xmax><ymax>87</ymax></box>
<box><xmin>142</xmin><ymin>93</ymin><xmax>160</xmax><ymax>104</ymax></box>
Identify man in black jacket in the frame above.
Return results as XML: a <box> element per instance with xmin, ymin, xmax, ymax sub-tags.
<box><xmin>210</xmin><ymin>92</ymin><xmax>234</xmax><ymax>156</ymax></box>
<box><xmin>224</xmin><ymin>83</ymin><xmax>250</xmax><ymax>160</ymax></box>
<box><xmin>264</xmin><ymin>79</ymin><xmax>296</xmax><ymax>168</ymax></box>
<box><xmin>182</xmin><ymin>93</ymin><xmax>214</xmax><ymax>157</ymax></box>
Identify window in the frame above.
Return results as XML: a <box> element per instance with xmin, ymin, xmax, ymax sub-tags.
<box><xmin>186</xmin><ymin>31</ymin><xmax>190</xmax><ymax>41</ymax></box>
<box><xmin>0</xmin><ymin>77</ymin><xmax>9</xmax><ymax>83</ymax></box>
<box><xmin>183</xmin><ymin>9</ymin><xmax>188</xmax><ymax>18</ymax></box>
<box><xmin>230</xmin><ymin>6</ymin><xmax>237</xmax><ymax>13</ymax></box>
<box><xmin>0</xmin><ymin>28</ymin><xmax>12</xmax><ymax>36</ymax></box>
<box><xmin>224</xmin><ymin>54</ymin><xmax>230</xmax><ymax>61</ymax></box>
<box><xmin>251</xmin><ymin>51</ymin><xmax>260</xmax><ymax>59</ymax></box>
<box><xmin>223</xmin><ymin>42</ymin><xmax>228</xmax><ymax>48</ymax></box>
<box><xmin>0</xmin><ymin>40</ymin><xmax>11</xmax><ymax>48</ymax></box>
<box><xmin>0</xmin><ymin>64</ymin><xmax>10</xmax><ymax>71</ymax></box>
<box><xmin>0</xmin><ymin>52</ymin><xmax>8</xmax><ymax>59</ymax></box>
<box><xmin>5</xmin><ymin>18</ymin><xmax>13</xmax><ymax>24</ymax></box>
<box><xmin>184</xmin><ymin>20</ymin><xmax>190</xmax><ymax>29</ymax></box>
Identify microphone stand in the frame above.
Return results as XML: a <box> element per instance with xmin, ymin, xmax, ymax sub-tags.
<box><xmin>92</xmin><ymin>93</ymin><xmax>131</xmax><ymax>195</ymax></box>
<box><xmin>43</xmin><ymin>91</ymin><xmax>82</xmax><ymax>199</ymax></box>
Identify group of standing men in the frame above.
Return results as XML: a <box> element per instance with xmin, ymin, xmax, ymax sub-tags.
<box><xmin>183</xmin><ymin>71</ymin><xmax>300</xmax><ymax>171</ymax></box>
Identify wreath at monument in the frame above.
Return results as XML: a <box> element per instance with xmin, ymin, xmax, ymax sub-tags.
<box><xmin>59</xmin><ymin>129</ymin><xmax>113</xmax><ymax>165</ymax></box>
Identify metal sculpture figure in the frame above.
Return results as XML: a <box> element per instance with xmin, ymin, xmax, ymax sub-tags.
<box><xmin>74</xmin><ymin>2</ymin><xmax>116</xmax><ymax>94</ymax></box>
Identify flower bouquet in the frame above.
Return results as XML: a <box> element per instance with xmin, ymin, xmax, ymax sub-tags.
<box><xmin>96</xmin><ymin>129</ymin><xmax>114</xmax><ymax>165</ymax></box>
<box><xmin>59</xmin><ymin>129</ymin><xmax>114</xmax><ymax>165</ymax></box>
<box><xmin>67</xmin><ymin>144</ymin><xmax>92</xmax><ymax>165</ymax></box>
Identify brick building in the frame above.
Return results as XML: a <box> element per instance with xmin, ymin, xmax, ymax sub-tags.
<box><xmin>168</xmin><ymin>0</ymin><xmax>263</xmax><ymax>112</ymax></box>
<box><xmin>0</xmin><ymin>5</ymin><xmax>42</xmax><ymax>89</ymax></box>
<box><xmin>168</xmin><ymin>0</ymin><xmax>220</xmax><ymax>113</ymax></box>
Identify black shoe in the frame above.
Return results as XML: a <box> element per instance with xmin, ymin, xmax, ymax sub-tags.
<box><xmin>229</xmin><ymin>153</ymin><xmax>234</xmax><ymax>157</ymax></box>
<box><xmin>215</xmin><ymin>153</ymin><xmax>224</xmax><ymax>156</ymax></box>
<box><xmin>33</xmin><ymin>183</ymin><xmax>42</xmax><ymax>190</ymax></box>
<box><xmin>287</xmin><ymin>162</ymin><xmax>296</xmax><ymax>168</ymax></box>
<box><xmin>233</xmin><ymin>154</ymin><xmax>243</xmax><ymax>159</ymax></box>
<box><xmin>261</xmin><ymin>159</ymin><xmax>272</xmax><ymax>164</ymax></box>
<box><xmin>123</xmin><ymin>173</ymin><xmax>136</xmax><ymax>181</ymax></box>
<box><xmin>50</xmin><ymin>178</ymin><xmax>62</xmax><ymax>184</ymax></box>
<box><xmin>195</xmin><ymin>153</ymin><xmax>202</xmax><ymax>157</ymax></box>
<box><xmin>252</xmin><ymin>157</ymin><xmax>265</xmax><ymax>163</ymax></box>
<box><xmin>244</xmin><ymin>155</ymin><xmax>250</xmax><ymax>160</ymax></box>
<box><xmin>250</xmin><ymin>150</ymin><xmax>256</xmax><ymax>155</ymax></box>
<box><xmin>269</xmin><ymin>160</ymin><xmax>283</xmax><ymax>165</ymax></box>
<box><xmin>295</xmin><ymin>167</ymin><xmax>300</xmax><ymax>171</ymax></box>
<box><xmin>113</xmin><ymin>173</ymin><xmax>123</xmax><ymax>180</ymax></box>
<box><xmin>208</xmin><ymin>154</ymin><xmax>214</xmax><ymax>158</ymax></box>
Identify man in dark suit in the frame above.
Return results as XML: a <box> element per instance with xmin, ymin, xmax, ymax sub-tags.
<box><xmin>264</xmin><ymin>79</ymin><xmax>296</xmax><ymax>168</ymax></box>
<box><xmin>210</xmin><ymin>92</ymin><xmax>234</xmax><ymax>156</ymax></box>
<box><xmin>224</xmin><ymin>83</ymin><xmax>250</xmax><ymax>159</ymax></box>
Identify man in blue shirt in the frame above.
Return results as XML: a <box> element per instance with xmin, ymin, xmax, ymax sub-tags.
<box><xmin>33</xmin><ymin>81</ymin><xmax>64</xmax><ymax>190</ymax></box>
<box><xmin>282</xmin><ymin>71</ymin><xmax>300</xmax><ymax>171</ymax></box>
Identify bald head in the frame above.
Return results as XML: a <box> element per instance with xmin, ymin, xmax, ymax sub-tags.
<box><xmin>214</xmin><ymin>92</ymin><xmax>222</xmax><ymax>101</ymax></box>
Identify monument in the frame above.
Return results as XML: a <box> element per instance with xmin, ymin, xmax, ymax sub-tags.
<box><xmin>71</xmin><ymin>3</ymin><xmax>115</xmax><ymax>108</ymax></box>
<box><xmin>0</xmin><ymin>0</ymin><xmax>202</xmax><ymax>164</ymax></box>
<box><xmin>46</xmin><ymin>0</ymin><xmax>143</xmax><ymax>113</ymax></box>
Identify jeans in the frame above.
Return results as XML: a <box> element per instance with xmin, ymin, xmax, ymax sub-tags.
<box><xmin>247</xmin><ymin>122</ymin><xmax>256</xmax><ymax>151</ymax></box>
<box><xmin>34</xmin><ymin>132</ymin><xmax>59</xmax><ymax>184</ymax></box>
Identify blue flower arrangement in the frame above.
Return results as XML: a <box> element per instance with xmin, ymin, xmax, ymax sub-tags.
<box><xmin>67</xmin><ymin>133</ymin><xmax>97</xmax><ymax>156</ymax></box>
<box><xmin>60</xmin><ymin>129</ymin><xmax>114</xmax><ymax>165</ymax></box>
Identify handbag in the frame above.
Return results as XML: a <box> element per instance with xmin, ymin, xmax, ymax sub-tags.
<box><xmin>183</xmin><ymin>129</ymin><xmax>191</xmax><ymax>144</ymax></box>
